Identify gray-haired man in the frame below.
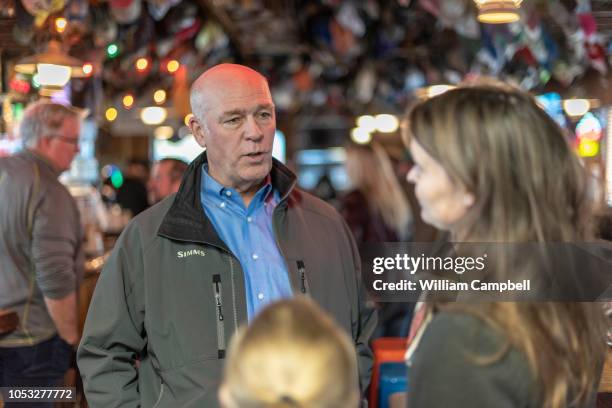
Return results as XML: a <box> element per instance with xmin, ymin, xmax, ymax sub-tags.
<box><xmin>0</xmin><ymin>101</ymin><xmax>84</xmax><ymax>400</ymax></box>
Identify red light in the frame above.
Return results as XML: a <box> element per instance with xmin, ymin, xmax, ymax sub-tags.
<box><xmin>9</xmin><ymin>79</ymin><xmax>30</xmax><ymax>94</ymax></box>
<box><xmin>82</xmin><ymin>63</ymin><xmax>93</xmax><ymax>76</ymax></box>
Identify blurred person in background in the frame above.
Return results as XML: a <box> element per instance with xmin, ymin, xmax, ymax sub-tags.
<box><xmin>341</xmin><ymin>142</ymin><xmax>413</xmax><ymax>243</ymax></box>
<box><xmin>403</xmin><ymin>85</ymin><xmax>606</xmax><ymax>407</ymax></box>
<box><xmin>147</xmin><ymin>157</ymin><xmax>188</xmax><ymax>203</ymax></box>
<box><xmin>0</xmin><ymin>101</ymin><xmax>84</xmax><ymax>400</ymax></box>
<box><xmin>341</xmin><ymin>142</ymin><xmax>415</xmax><ymax>337</ymax></box>
<box><xmin>125</xmin><ymin>158</ymin><xmax>150</xmax><ymax>184</ymax></box>
<box><xmin>219</xmin><ymin>297</ymin><xmax>359</xmax><ymax>408</ymax></box>
<box><xmin>115</xmin><ymin>158</ymin><xmax>150</xmax><ymax>216</ymax></box>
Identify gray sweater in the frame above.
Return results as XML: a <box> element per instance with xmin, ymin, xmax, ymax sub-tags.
<box><xmin>0</xmin><ymin>151</ymin><xmax>83</xmax><ymax>346</ymax></box>
<box><xmin>408</xmin><ymin>312</ymin><xmax>537</xmax><ymax>407</ymax></box>
<box><xmin>408</xmin><ymin>311</ymin><xmax>599</xmax><ymax>408</ymax></box>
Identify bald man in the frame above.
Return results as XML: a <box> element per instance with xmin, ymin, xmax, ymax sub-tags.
<box><xmin>78</xmin><ymin>64</ymin><xmax>376</xmax><ymax>407</ymax></box>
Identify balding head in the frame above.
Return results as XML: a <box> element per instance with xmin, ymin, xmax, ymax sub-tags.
<box><xmin>190</xmin><ymin>64</ymin><xmax>270</xmax><ymax>121</ymax></box>
<box><xmin>186</xmin><ymin>63</ymin><xmax>277</xmax><ymax>202</ymax></box>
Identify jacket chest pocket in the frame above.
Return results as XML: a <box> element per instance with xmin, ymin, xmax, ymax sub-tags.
<box><xmin>146</xmin><ymin>251</ymin><xmax>236</xmax><ymax>369</ymax></box>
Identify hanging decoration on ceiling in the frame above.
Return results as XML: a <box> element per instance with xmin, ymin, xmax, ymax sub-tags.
<box><xmin>20</xmin><ymin>0</ymin><xmax>65</xmax><ymax>27</ymax></box>
<box><xmin>575</xmin><ymin>0</ymin><xmax>608</xmax><ymax>74</ymax></box>
<box><xmin>7</xmin><ymin>0</ymin><xmax>611</xmax><ymax>128</ymax></box>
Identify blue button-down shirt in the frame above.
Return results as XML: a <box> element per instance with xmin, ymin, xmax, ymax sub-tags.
<box><xmin>200</xmin><ymin>165</ymin><xmax>293</xmax><ymax>320</ymax></box>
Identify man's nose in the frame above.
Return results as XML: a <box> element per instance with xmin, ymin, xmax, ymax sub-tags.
<box><xmin>244</xmin><ymin>115</ymin><xmax>264</xmax><ymax>141</ymax></box>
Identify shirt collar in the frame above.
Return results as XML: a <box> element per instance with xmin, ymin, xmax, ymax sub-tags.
<box><xmin>201</xmin><ymin>164</ymin><xmax>274</xmax><ymax>207</ymax></box>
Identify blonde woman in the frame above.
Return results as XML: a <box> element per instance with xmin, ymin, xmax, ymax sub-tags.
<box><xmin>219</xmin><ymin>297</ymin><xmax>360</xmax><ymax>408</ymax></box>
<box><xmin>403</xmin><ymin>85</ymin><xmax>607</xmax><ymax>407</ymax></box>
<box><xmin>342</xmin><ymin>142</ymin><xmax>413</xmax><ymax>243</ymax></box>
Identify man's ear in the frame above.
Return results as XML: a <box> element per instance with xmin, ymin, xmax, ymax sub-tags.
<box><xmin>36</xmin><ymin>136</ymin><xmax>52</xmax><ymax>153</ymax></box>
<box><xmin>189</xmin><ymin>116</ymin><xmax>207</xmax><ymax>148</ymax></box>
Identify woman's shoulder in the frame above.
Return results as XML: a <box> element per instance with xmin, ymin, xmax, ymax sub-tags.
<box><xmin>422</xmin><ymin>311</ymin><xmax>506</xmax><ymax>351</ymax></box>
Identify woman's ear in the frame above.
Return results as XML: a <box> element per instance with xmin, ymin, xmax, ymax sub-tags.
<box><xmin>463</xmin><ymin>191</ymin><xmax>475</xmax><ymax>208</ymax></box>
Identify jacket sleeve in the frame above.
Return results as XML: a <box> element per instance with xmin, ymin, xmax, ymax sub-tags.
<box><xmin>342</xmin><ymin>219</ymin><xmax>378</xmax><ymax>395</ymax></box>
<box><xmin>77</xmin><ymin>223</ymin><xmax>146</xmax><ymax>408</ymax></box>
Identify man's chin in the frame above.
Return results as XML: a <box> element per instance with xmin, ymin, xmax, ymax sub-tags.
<box><xmin>241</xmin><ymin>162</ymin><xmax>272</xmax><ymax>183</ymax></box>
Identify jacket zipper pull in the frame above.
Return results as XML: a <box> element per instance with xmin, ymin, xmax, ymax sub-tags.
<box><xmin>213</xmin><ymin>274</ymin><xmax>224</xmax><ymax>321</ymax></box>
<box><xmin>297</xmin><ymin>260</ymin><xmax>307</xmax><ymax>294</ymax></box>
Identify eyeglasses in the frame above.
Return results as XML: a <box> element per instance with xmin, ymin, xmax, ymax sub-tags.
<box><xmin>53</xmin><ymin>136</ymin><xmax>80</xmax><ymax>147</ymax></box>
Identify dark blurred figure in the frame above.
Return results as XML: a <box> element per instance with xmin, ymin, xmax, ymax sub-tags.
<box><xmin>313</xmin><ymin>171</ymin><xmax>339</xmax><ymax>208</ymax></box>
<box><xmin>126</xmin><ymin>158</ymin><xmax>150</xmax><ymax>184</ymax></box>
<box><xmin>341</xmin><ymin>142</ymin><xmax>413</xmax><ymax>242</ymax></box>
<box><xmin>147</xmin><ymin>158</ymin><xmax>188</xmax><ymax>203</ymax></box>
<box><xmin>0</xmin><ymin>102</ymin><xmax>83</xmax><ymax>403</ymax></box>
<box><xmin>596</xmin><ymin>209</ymin><xmax>612</xmax><ymax>241</ymax></box>
<box><xmin>116</xmin><ymin>158</ymin><xmax>150</xmax><ymax>217</ymax></box>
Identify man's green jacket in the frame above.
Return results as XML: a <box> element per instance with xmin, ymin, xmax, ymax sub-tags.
<box><xmin>78</xmin><ymin>152</ymin><xmax>377</xmax><ymax>407</ymax></box>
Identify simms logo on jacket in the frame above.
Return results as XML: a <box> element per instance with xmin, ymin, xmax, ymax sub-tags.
<box><xmin>177</xmin><ymin>249</ymin><xmax>206</xmax><ymax>258</ymax></box>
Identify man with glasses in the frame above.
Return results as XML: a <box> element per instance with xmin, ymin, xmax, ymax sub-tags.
<box><xmin>0</xmin><ymin>101</ymin><xmax>84</xmax><ymax>403</ymax></box>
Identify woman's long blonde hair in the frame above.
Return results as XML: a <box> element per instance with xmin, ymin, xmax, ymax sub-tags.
<box><xmin>404</xmin><ymin>84</ymin><xmax>606</xmax><ymax>408</ymax></box>
<box><xmin>345</xmin><ymin>142</ymin><xmax>412</xmax><ymax>239</ymax></box>
<box><xmin>220</xmin><ymin>297</ymin><xmax>360</xmax><ymax>408</ymax></box>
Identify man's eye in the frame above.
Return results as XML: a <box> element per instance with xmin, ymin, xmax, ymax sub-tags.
<box><xmin>225</xmin><ymin>117</ymin><xmax>241</xmax><ymax>125</ymax></box>
<box><xmin>258</xmin><ymin>111</ymin><xmax>272</xmax><ymax>119</ymax></box>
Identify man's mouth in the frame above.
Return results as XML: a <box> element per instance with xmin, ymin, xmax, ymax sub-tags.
<box><xmin>244</xmin><ymin>151</ymin><xmax>267</xmax><ymax>158</ymax></box>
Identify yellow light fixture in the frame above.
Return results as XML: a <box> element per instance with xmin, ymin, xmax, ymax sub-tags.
<box><xmin>374</xmin><ymin>114</ymin><xmax>400</xmax><ymax>133</ymax></box>
<box><xmin>577</xmin><ymin>139</ymin><xmax>599</xmax><ymax>157</ymax></box>
<box><xmin>141</xmin><ymin>107</ymin><xmax>167</xmax><ymax>125</ymax></box>
<box><xmin>474</xmin><ymin>0</ymin><xmax>522</xmax><ymax>24</ymax></box>
<box><xmin>135</xmin><ymin>58</ymin><xmax>149</xmax><ymax>72</ymax></box>
<box><xmin>14</xmin><ymin>40</ymin><xmax>86</xmax><ymax>83</ymax></box>
<box><xmin>154</xmin><ymin>126</ymin><xmax>174</xmax><ymax>140</ymax></box>
<box><xmin>351</xmin><ymin>127</ymin><xmax>372</xmax><ymax>145</ymax></box>
<box><xmin>105</xmin><ymin>107</ymin><xmax>118</xmax><ymax>122</ymax></box>
<box><xmin>55</xmin><ymin>17</ymin><xmax>67</xmax><ymax>33</ymax></box>
<box><xmin>122</xmin><ymin>94</ymin><xmax>134</xmax><ymax>109</ymax></box>
<box><xmin>153</xmin><ymin>89</ymin><xmax>167</xmax><ymax>104</ymax></box>
<box><xmin>167</xmin><ymin>60</ymin><xmax>180</xmax><ymax>73</ymax></box>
